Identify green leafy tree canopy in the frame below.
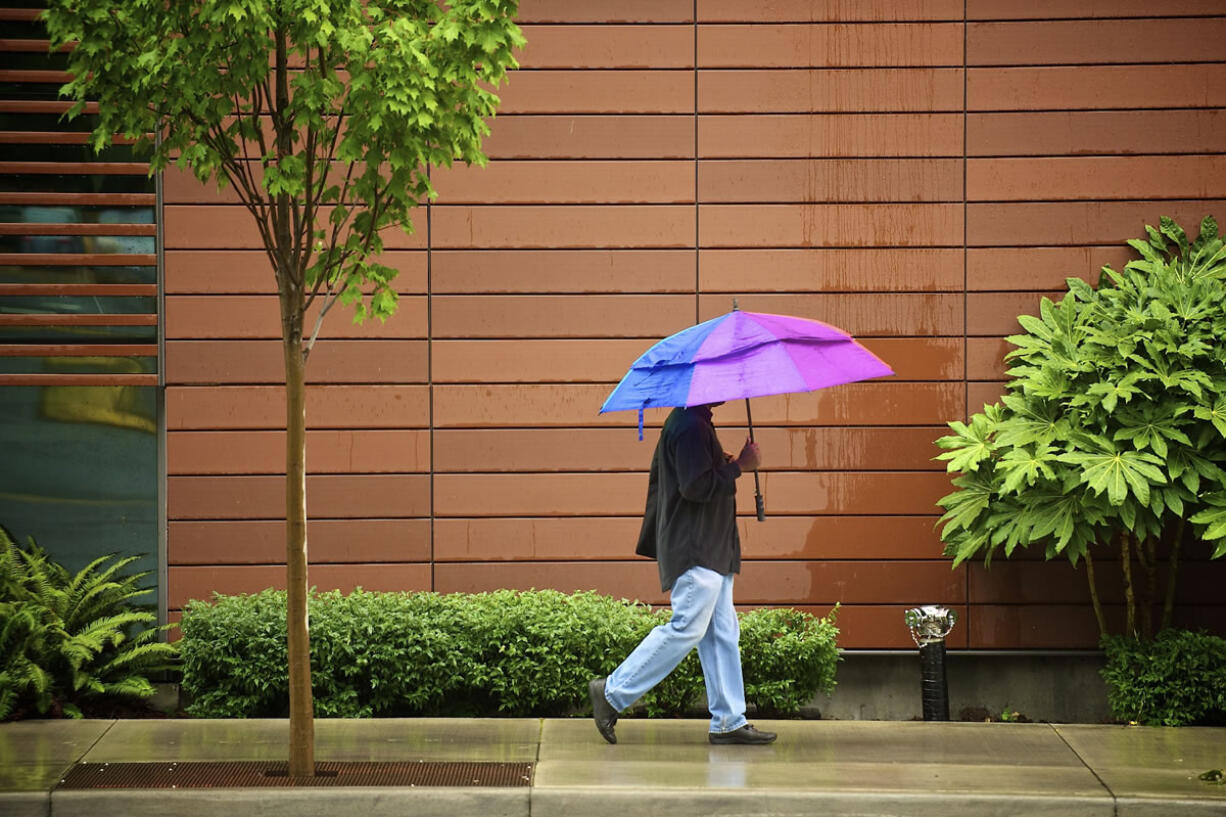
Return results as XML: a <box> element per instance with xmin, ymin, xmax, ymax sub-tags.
<box><xmin>46</xmin><ymin>0</ymin><xmax>524</xmax><ymax>337</ymax></box>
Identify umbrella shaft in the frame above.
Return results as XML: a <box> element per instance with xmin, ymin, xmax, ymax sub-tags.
<box><xmin>744</xmin><ymin>398</ymin><xmax>765</xmax><ymax>522</ymax></box>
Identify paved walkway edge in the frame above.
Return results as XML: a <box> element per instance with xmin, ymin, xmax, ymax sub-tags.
<box><xmin>0</xmin><ymin>791</ymin><xmax>49</xmax><ymax>817</ymax></box>
<box><xmin>49</xmin><ymin>788</ymin><xmax>530</xmax><ymax>817</ymax></box>
<box><xmin>4</xmin><ymin>719</ymin><xmax>1224</xmax><ymax>817</ymax></box>
<box><xmin>1113</xmin><ymin>797</ymin><xmax>1226</xmax><ymax>817</ymax></box>
<box><xmin>529</xmin><ymin>787</ymin><xmax>1116</xmax><ymax>817</ymax></box>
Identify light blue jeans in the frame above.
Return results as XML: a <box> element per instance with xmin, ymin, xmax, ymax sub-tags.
<box><xmin>603</xmin><ymin>566</ymin><xmax>748</xmax><ymax>734</ymax></box>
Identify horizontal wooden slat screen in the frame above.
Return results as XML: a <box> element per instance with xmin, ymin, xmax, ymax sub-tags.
<box><xmin>0</xmin><ymin>4</ymin><xmax>158</xmax><ymax>387</ymax></box>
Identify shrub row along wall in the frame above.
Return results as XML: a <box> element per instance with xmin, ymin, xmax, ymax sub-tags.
<box><xmin>180</xmin><ymin>590</ymin><xmax>839</xmax><ymax>719</ymax></box>
<box><xmin>163</xmin><ymin>0</ymin><xmax>1226</xmax><ymax>648</ymax></box>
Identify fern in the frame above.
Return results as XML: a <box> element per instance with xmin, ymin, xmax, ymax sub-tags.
<box><xmin>0</xmin><ymin>600</ymin><xmax>54</xmax><ymax>719</ymax></box>
<box><xmin>0</xmin><ymin>526</ymin><xmax>177</xmax><ymax>719</ymax></box>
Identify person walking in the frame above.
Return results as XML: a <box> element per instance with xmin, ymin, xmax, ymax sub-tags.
<box><xmin>588</xmin><ymin>403</ymin><xmax>777</xmax><ymax>745</ymax></box>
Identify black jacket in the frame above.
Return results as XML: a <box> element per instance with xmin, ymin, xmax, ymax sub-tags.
<box><xmin>635</xmin><ymin>406</ymin><xmax>742</xmax><ymax>591</ymax></box>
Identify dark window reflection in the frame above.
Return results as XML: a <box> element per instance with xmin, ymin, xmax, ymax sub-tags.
<box><xmin>0</xmin><ymin>290</ymin><xmax>157</xmax><ymax>342</ymax></box>
<box><xmin>0</xmin><ymin>356</ymin><xmax>157</xmax><ymax>376</ymax></box>
<box><xmin>0</xmin><ymin>265</ymin><xmax>157</xmax><ymax>286</ymax></box>
<box><xmin>0</xmin><ymin>206</ymin><xmax>156</xmax><ymax>256</ymax></box>
<box><xmin>0</xmin><ymin>142</ymin><xmax>148</xmax><ymax>163</ymax></box>
<box><xmin>2</xmin><ymin>24</ymin><xmax>161</xmax><ymax>590</ymax></box>
<box><xmin>0</xmin><ymin>386</ymin><xmax>157</xmax><ymax>575</ymax></box>
<box><xmin>1</xmin><ymin>174</ymin><xmax>154</xmax><ymax>195</ymax></box>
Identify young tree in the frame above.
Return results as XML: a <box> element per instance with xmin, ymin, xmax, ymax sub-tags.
<box><xmin>935</xmin><ymin>217</ymin><xmax>1226</xmax><ymax>640</ymax></box>
<box><xmin>44</xmin><ymin>0</ymin><xmax>523</xmax><ymax>775</ymax></box>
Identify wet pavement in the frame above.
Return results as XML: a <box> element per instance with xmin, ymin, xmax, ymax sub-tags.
<box><xmin>2</xmin><ymin>717</ymin><xmax>1224</xmax><ymax>816</ymax></box>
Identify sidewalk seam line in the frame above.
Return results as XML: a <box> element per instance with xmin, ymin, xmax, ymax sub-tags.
<box><xmin>77</xmin><ymin>719</ymin><xmax>119</xmax><ymax>763</ymax></box>
<box><xmin>1050</xmin><ymin>723</ymin><xmax>1118</xmax><ymax>815</ymax></box>
<box><xmin>45</xmin><ymin>719</ymin><xmax>120</xmax><ymax>807</ymax></box>
<box><xmin>529</xmin><ymin>717</ymin><xmax>544</xmax><ymax>817</ymax></box>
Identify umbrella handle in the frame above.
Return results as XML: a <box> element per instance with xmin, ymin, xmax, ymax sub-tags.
<box><xmin>745</xmin><ymin>399</ymin><xmax>766</xmax><ymax>522</ymax></box>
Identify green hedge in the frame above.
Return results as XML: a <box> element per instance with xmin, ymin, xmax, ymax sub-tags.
<box><xmin>180</xmin><ymin>588</ymin><xmax>840</xmax><ymax>719</ymax></box>
<box><xmin>1101</xmin><ymin>629</ymin><xmax>1226</xmax><ymax>726</ymax></box>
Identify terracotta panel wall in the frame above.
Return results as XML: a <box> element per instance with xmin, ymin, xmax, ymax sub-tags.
<box><xmin>163</xmin><ymin>1</ymin><xmax>1226</xmax><ymax>648</ymax></box>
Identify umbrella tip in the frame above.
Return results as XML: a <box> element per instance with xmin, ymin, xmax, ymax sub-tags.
<box><xmin>732</xmin><ymin>298</ymin><xmax>739</xmax><ymax>311</ymax></box>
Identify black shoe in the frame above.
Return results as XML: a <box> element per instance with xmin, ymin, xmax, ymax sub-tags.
<box><xmin>709</xmin><ymin>724</ymin><xmax>777</xmax><ymax>745</ymax></box>
<box><xmin>588</xmin><ymin>678</ymin><xmax>618</xmax><ymax>744</ymax></box>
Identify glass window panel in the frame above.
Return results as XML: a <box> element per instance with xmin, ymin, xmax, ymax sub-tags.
<box><xmin>0</xmin><ymin>49</ymin><xmax>67</xmax><ymax>71</ymax></box>
<box><xmin>0</xmin><ymin>204</ymin><xmax>156</xmax><ymax>255</ymax></box>
<box><xmin>0</xmin><ymin>232</ymin><xmax>88</xmax><ymax>255</ymax></box>
<box><xmin>0</xmin><ymin>112</ymin><xmax>107</xmax><ymax>134</ymax></box>
<box><xmin>0</xmin><ymin>385</ymin><xmax>157</xmax><ymax>576</ymax></box>
<box><xmin>0</xmin><ymin>19</ymin><xmax>49</xmax><ymax>40</ymax></box>
<box><xmin>1</xmin><ymin>31</ymin><xmax>163</xmax><ymax>590</ymax></box>
<box><xmin>0</xmin><ymin>236</ymin><xmax>157</xmax><ymax>255</ymax></box>
<box><xmin>0</xmin><ymin>82</ymin><xmax>64</xmax><ymax>102</ymax></box>
<box><xmin>0</xmin><ymin>295</ymin><xmax>157</xmax><ymax>314</ymax></box>
<box><xmin>0</xmin><ymin>174</ymin><xmax>155</xmax><ymax>195</ymax></box>
<box><xmin>0</xmin><ymin>143</ymin><xmax>149</xmax><ymax>163</ymax></box>
<box><xmin>0</xmin><ymin>324</ymin><xmax>158</xmax><ymax>343</ymax></box>
<box><xmin>0</xmin><ymin>266</ymin><xmax>157</xmax><ymax>285</ymax></box>
<box><xmin>2</xmin><ymin>205</ymin><xmax>155</xmax><ymax>224</ymax></box>
<box><xmin>0</xmin><ymin>357</ymin><xmax>157</xmax><ymax>376</ymax></box>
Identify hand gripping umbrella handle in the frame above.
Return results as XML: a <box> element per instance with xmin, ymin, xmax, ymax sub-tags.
<box><xmin>745</xmin><ymin>399</ymin><xmax>766</xmax><ymax>522</ymax></box>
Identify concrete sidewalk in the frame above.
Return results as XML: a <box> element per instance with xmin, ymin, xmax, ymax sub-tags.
<box><xmin>2</xmin><ymin>717</ymin><xmax>1224</xmax><ymax>817</ymax></box>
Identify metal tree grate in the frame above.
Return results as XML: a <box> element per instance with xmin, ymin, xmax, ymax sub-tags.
<box><xmin>57</xmin><ymin>761</ymin><xmax>534</xmax><ymax>789</ymax></box>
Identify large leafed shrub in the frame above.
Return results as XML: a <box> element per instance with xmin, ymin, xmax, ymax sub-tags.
<box><xmin>935</xmin><ymin>216</ymin><xmax>1226</xmax><ymax>638</ymax></box>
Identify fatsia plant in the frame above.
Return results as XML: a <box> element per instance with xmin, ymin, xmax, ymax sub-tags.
<box><xmin>936</xmin><ymin>216</ymin><xmax>1226</xmax><ymax>639</ymax></box>
<box><xmin>44</xmin><ymin>0</ymin><xmax>523</xmax><ymax>774</ymax></box>
<box><xmin>0</xmin><ymin>527</ymin><xmax>177</xmax><ymax>719</ymax></box>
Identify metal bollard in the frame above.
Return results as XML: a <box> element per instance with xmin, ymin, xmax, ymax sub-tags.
<box><xmin>904</xmin><ymin>606</ymin><xmax>958</xmax><ymax>721</ymax></box>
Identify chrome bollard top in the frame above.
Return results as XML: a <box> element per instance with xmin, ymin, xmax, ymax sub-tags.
<box><xmin>904</xmin><ymin>605</ymin><xmax>958</xmax><ymax>646</ymax></box>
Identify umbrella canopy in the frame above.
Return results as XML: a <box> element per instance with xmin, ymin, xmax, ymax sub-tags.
<box><xmin>601</xmin><ymin>309</ymin><xmax>893</xmax><ymax>417</ymax></box>
<box><xmin>600</xmin><ymin>308</ymin><xmax>894</xmax><ymax>521</ymax></box>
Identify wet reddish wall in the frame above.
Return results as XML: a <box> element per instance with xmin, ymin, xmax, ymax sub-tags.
<box><xmin>163</xmin><ymin>1</ymin><xmax>1226</xmax><ymax>648</ymax></box>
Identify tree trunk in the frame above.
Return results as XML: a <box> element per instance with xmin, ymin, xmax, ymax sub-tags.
<box><xmin>1084</xmin><ymin>549</ymin><xmax>1108</xmax><ymax>639</ymax></box>
<box><xmin>1137</xmin><ymin>536</ymin><xmax>1156</xmax><ymax>640</ymax></box>
<box><xmin>284</xmin><ymin>329</ymin><xmax>314</xmax><ymax>777</ymax></box>
<box><xmin>273</xmin><ymin>24</ymin><xmax>313</xmax><ymax>779</ymax></box>
<box><xmin>1120</xmin><ymin>531</ymin><xmax>1137</xmax><ymax>638</ymax></box>
<box><xmin>1162</xmin><ymin>519</ymin><xmax>1184</xmax><ymax>631</ymax></box>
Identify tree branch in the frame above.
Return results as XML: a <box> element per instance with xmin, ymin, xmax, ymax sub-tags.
<box><xmin>303</xmin><ymin>178</ymin><xmax>396</xmax><ymax>359</ymax></box>
<box><xmin>304</xmin><ymin>159</ymin><xmax>356</xmax><ymax>313</ymax></box>
<box><xmin>1084</xmin><ymin>549</ymin><xmax>1108</xmax><ymax>640</ymax></box>
<box><xmin>1120</xmin><ymin>531</ymin><xmax>1137</xmax><ymax>639</ymax></box>
<box><xmin>272</xmin><ymin>28</ymin><xmax>300</xmax><ymax>297</ymax></box>
<box><xmin>301</xmin><ymin>54</ymin><xmax>347</xmax><ymax>322</ymax></box>
<box><xmin>1161</xmin><ymin>518</ymin><xmax>1184</xmax><ymax>631</ymax></box>
<box><xmin>1135</xmin><ymin>534</ymin><xmax>1156</xmax><ymax>640</ymax></box>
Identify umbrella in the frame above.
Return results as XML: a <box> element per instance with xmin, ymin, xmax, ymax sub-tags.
<box><xmin>600</xmin><ymin>306</ymin><xmax>893</xmax><ymax>521</ymax></box>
